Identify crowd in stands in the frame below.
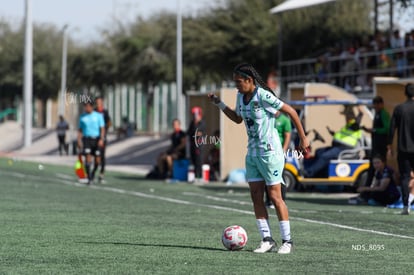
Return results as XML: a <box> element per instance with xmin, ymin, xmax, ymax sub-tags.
<box><xmin>286</xmin><ymin>29</ymin><xmax>414</xmax><ymax>93</ymax></box>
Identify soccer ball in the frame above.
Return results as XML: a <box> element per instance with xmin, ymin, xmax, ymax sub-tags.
<box><xmin>221</xmin><ymin>225</ymin><xmax>248</xmax><ymax>251</ymax></box>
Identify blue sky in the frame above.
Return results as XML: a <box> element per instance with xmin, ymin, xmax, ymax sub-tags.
<box><xmin>1</xmin><ymin>0</ymin><xmax>412</xmax><ymax>42</ymax></box>
<box><xmin>0</xmin><ymin>0</ymin><xmax>223</xmax><ymax>42</ymax></box>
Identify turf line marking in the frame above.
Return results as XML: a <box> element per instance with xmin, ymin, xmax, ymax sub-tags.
<box><xmin>3</xmin><ymin>171</ymin><xmax>26</xmax><ymax>178</ymax></box>
<box><xmin>182</xmin><ymin>192</ymin><xmax>414</xmax><ymax>240</ymax></box>
<box><xmin>182</xmin><ymin>192</ymin><xmax>252</xmax><ymax>206</ymax></box>
<box><xmin>184</xmin><ymin>192</ymin><xmax>338</xmax><ymax>214</ymax></box>
<box><xmin>3</xmin><ymin>169</ymin><xmax>414</xmax><ymax>240</ymax></box>
<box><xmin>290</xmin><ymin>217</ymin><xmax>414</xmax><ymax>240</ymax></box>
<box><xmin>89</xmin><ymin>186</ymin><xmax>414</xmax><ymax>240</ymax></box>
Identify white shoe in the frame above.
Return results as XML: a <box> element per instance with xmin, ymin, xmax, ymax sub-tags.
<box><xmin>253</xmin><ymin>237</ymin><xmax>276</xmax><ymax>253</ymax></box>
<box><xmin>277</xmin><ymin>241</ymin><xmax>293</xmax><ymax>254</ymax></box>
<box><xmin>401</xmin><ymin>206</ymin><xmax>410</xmax><ymax>215</ymax></box>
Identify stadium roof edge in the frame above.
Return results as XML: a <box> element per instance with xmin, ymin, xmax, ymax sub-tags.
<box><xmin>270</xmin><ymin>0</ymin><xmax>337</xmax><ymax>14</ymax></box>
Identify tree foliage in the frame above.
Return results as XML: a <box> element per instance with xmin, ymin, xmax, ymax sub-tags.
<box><xmin>0</xmin><ymin>0</ymin><xmax>381</xmax><ymax>98</ymax></box>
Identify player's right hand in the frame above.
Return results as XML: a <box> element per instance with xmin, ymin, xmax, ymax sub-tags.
<box><xmin>208</xmin><ymin>93</ymin><xmax>221</xmax><ymax>105</ymax></box>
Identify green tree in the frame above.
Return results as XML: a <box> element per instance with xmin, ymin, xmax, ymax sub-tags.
<box><xmin>0</xmin><ymin>20</ymin><xmax>24</xmax><ymax>97</ymax></box>
<box><xmin>32</xmin><ymin>24</ymin><xmax>63</xmax><ymax>100</ymax></box>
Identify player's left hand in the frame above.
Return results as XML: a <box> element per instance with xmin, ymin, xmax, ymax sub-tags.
<box><xmin>98</xmin><ymin>139</ymin><xmax>104</xmax><ymax>148</ymax></box>
<box><xmin>299</xmin><ymin>137</ymin><xmax>310</xmax><ymax>153</ymax></box>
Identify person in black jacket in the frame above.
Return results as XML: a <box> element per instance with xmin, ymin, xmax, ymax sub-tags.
<box><xmin>187</xmin><ymin>106</ymin><xmax>206</xmax><ymax>179</ymax></box>
<box><xmin>387</xmin><ymin>83</ymin><xmax>414</xmax><ymax>215</ymax></box>
<box><xmin>348</xmin><ymin>154</ymin><xmax>400</xmax><ymax>206</ymax></box>
<box><xmin>157</xmin><ymin>119</ymin><xmax>186</xmax><ymax>179</ymax></box>
<box><xmin>95</xmin><ymin>96</ymin><xmax>112</xmax><ymax>183</ymax></box>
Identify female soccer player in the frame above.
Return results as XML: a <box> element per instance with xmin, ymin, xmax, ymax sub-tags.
<box><xmin>209</xmin><ymin>63</ymin><xmax>309</xmax><ymax>254</ymax></box>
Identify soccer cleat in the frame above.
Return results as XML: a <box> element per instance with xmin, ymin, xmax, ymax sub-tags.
<box><xmin>98</xmin><ymin>174</ymin><xmax>106</xmax><ymax>184</ymax></box>
<box><xmin>277</xmin><ymin>240</ymin><xmax>293</xmax><ymax>254</ymax></box>
<box><xmin>401</xmin><ymin>206</ymin><xmax>410</xmax><ymax>215</ymax></box>
<box><xmin>253</xmin><ymin>237</ymin><xmax>276</xmax><ymax>253</ymax></box>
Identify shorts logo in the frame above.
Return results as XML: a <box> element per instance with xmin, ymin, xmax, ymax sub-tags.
<box><xmin>273</xmin><ymin>170</ymin><xmax>279</xmax><ymax>176</ymax></box>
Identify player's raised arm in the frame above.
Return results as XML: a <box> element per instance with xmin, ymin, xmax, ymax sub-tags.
<box><xmin>280</xmin><ymin>103</ymin><xmax>309</xmax><ymax>152</ymax></box>
<box><xmin>208</xmin><ymin>93</ymin><xmax>243</xmax><ymax>124</ymax></box>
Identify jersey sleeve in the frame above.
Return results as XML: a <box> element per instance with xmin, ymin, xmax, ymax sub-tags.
<box><xmin>78</xmin><ymin>116</ymin><xmax>83</xmax><ymax>131</ymax></box>
<box><xmin>235</xmin><ymin>93</ymin><xmax>241</xmax><ymax>116</ymax></box>
<box><xmin>376</xmin><ymin>109</ymin><xmax>390</xmax><ymax>135</ymax></box>
<box><xmin>260</xmin><ymin>89</ymin><xmax>284</xmax><ymax>114</ymax></box>
<box><xmin>283</xmin><ymin>115</ymin><xmax>292</xmax><ymax>132</ymax></box>
<box><xmin>382</xmin><ymin>167</ymin><xmax>393</xmax><ymax>181</ymax></box>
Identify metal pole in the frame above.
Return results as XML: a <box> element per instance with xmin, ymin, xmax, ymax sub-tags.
<box><xmin>277</xmin><ymin>14</ymin><xmax>283</xmax><ymax>95</ymax></box>
<box><xmin>374</xmin><ymin>0</ymin><xmax>378</xmax><ymax>34</ymax></box>
<box><xmin>23</xmin><ymin>0</ymin><xmax>33</xmax><ymax>147</ymax></box>
<box><xmin>389</xmin><ymin>0</ymin><xmax>393</xmax><ymax>36</ymax></box>
<box><xmin>176</xmin><ymin>0</ymin><xmax>184</xmax><ymax>126</ymax></box>
<box><xmin>60</xmin><ymin>24</ymin><xmax>68</xmax><ymax>116</ymax></box>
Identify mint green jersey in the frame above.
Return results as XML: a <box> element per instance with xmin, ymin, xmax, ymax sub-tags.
<box><xmin>235</xmin><ymin>87</ymin><xmax>284</xmax><ymax>157</ymax></box>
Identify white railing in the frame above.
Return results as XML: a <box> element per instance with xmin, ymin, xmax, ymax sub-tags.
<box><xmin>280</xmin><ymin>46</ymin><xmax>414</xmax><ymax>93</ymax></box>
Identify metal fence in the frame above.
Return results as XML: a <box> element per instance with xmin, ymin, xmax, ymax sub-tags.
<box><xmin>280</xmin><ymin>46</ymin><xmax>414</xmax><ymax>94</ymax></box>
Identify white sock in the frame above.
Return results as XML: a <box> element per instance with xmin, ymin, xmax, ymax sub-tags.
<box><xmin>409</xmin><ymin>193</ymin><xmax>414</xmax><ymax>206</ymax></box>
<box><xmin>256</xmin><ymin>219</ymin><xmax>272</xmax><ymax>240</ymax></box>
<box><xmin>279</xmin><ymin>220</ymin><xmax>291</xmax><ymax>242</ymax></box>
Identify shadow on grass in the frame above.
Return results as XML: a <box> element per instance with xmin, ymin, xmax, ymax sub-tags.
<box><xmin>78</xmin><ymin>241</ymin><xmax>233</xmax><ymax>252</ymax></box>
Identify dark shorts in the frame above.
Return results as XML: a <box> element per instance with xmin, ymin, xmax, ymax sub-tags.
<box><xmin>82</xmin><ymin>137</ymin><xmax>101</xmax><ymax>156</ymax></box>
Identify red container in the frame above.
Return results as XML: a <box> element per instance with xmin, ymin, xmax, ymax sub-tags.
<box><xmin>202</xmin><ymin>164</ymin><xmax>210</xmax><ymax>183</ymax></box>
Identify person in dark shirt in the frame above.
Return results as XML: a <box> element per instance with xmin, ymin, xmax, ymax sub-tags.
<box><xmin>387</xmin><ymin>83</ymin><xmax>414</xmax><ymax>215</ymax></box>
<box><xmin>187</xmin><ymin>106</ymin><xmax>206</xmax><ymax>179</ymax></box>
<box><xmin>95</xmin><ymin>96</ymin><xmax>112</xmax><ymax>183</ymax></box>
<box><xmin>362</xmin><ymin>96</ymin><xmax>390</xmax><ymax>187</ymax></box>
<box><xmin>349</xmin><ymin>154</ymin><xmax>400</xmax><ymax>206</ymax></box>
<box><xmin>56</xmin><ymin>115</ymin><xmax>69</xmax><ymax>155</ymax></box>
<box><xmin>157</xmin><ymin>119</ymin><xmax>186</xmax><ymax>179</ymax></box>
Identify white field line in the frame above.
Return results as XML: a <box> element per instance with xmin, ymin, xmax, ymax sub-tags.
<box><xmin>182</xmin><ymin>192</ymin><xmax>414</xmax><ymax>240</ymax></box>
<box><xmin>2</xmin><ymin>170</ymin><xmax>414</xmax><ymax>240</ymax></box>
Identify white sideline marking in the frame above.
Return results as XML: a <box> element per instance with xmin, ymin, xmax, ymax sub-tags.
<box><xmin>95</xmin><ymin>186</ymin><xmax>414</xmax><ymax>239</ymax></box>
<box><xmin>3</xmin><ymin>170</ymin><xmax>414</xmax><ymax>240</ymax></box>
<box><xmin>182</xmin><ymin>192</ymin><xmax>414</xmax><ymax>240</ymax></box>
<box><xmin>56</xmin><ymin>173</ymin><xmax>74</xmax><ymax>180</ymax></box>
<box><xmin>292</xmin><ymin>217</ymin><xmax>414</xmax><ymax>239</ymax></box>
<box><xmin>182</xmin><ymin>192</ymin><xmax>252</xmax><ymax>206</ymax></box>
